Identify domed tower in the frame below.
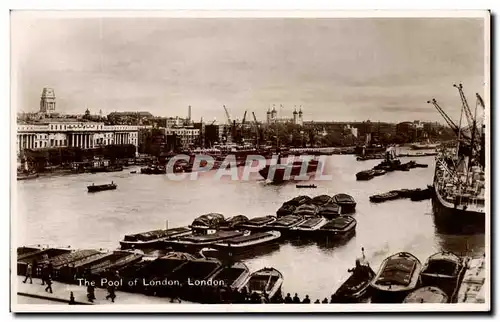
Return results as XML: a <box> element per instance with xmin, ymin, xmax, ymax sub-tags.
<box><xmin>271</xmin><ymin>104</ymin><xmax>277</xmax><ymax>120</ymax></box>
<box><xmin>40</xmin><ymin>87</ymin><xmax>56</xmax><ymax>115</ymax></box>
<box><xmin>266</xmin><ymin>107</ymin><xmax>271</xmax><ymax>124</ymax></box>
<box><xmin>298</xmin><ymin>106</ymin><xmax>303</xmax><ymax>125</ymax></box>
<box><xmin>293</xmin><ymin>106</ymin><xmax>298</xmax><ymax>124</ymax></box>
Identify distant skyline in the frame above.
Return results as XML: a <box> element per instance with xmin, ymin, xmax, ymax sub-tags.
<box><xmin>12</xmin><ymin>14</ymin><xmax>487</xmax><ymax>123</ymax></box>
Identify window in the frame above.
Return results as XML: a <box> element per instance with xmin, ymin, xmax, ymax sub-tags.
<box><xmin>50</xmin><ymin>139</ymin><xmax>54</xmax><ymax>146</ymax></box>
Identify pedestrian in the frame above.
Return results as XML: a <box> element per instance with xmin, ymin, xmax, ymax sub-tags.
<box><xmin>23</xmin><ymin>263</ymin><xmax>33</xmax><ymax>284</ymax></box>
<box><xmin>322</xmin><ymin>297</ymin><xmax>329</xmax><ymax>303</ymax></box>
<box><xmin>45</xmin><ymin>274</ymin><xmax>53</xmax><ymax>293</ymax></box>
<box><xmin>105</xmin><ymin>284</ymin><xmax>116</xmax><ymax>303</ymax></box>
<box><xmin>284</xmin><ymin>293</ymin><xmax>293</xmax><ymax>303</ymax></box>
<box><xmin>302</xmin><ymin>295</ymin><xmax>311</xmax><ymax>303</ymax></box>
<box><xmin>314</xmin><ymin>299</ymin><xmax>320</xmax><ymax>304</ymax></box>
<box><xmin>292</xmin><ymin>293</ymin><xmax>301</xmax><ymax>303</ymax></box>
<box><xmin>87</xmin><ymin>283</ymin><xmax>96</xmax><ymax>303</ymax></box>
<box><xmin>69</xmin><ymin>292</ymin><xmax>76</xmax><ymax>305</ymax></box>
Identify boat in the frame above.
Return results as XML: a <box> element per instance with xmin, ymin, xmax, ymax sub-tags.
<box><xmin>130</xmin><ymin>170</ymin><xmax>137</xmax><ymax>174</ymax></box>
<box><xmin>420</xmin><ymin>252</ymin><xmax>466</xmax><ymax>297</ymax></box>
<box><xmin>276</xmin><ymin>204</ymin><xmax>296</xmax><ymax>217</ymax></box>
<box><xmin>429</xmin><ymin>89</ymin><xmax>485</xmax><ymax>234</ymax></box>
<box><xmin>330</xmin><ymin>253</ymin><xmax>375</xmax><ymax>303</ymax></box>
<box><xmin>370</xmin><ymin>252</ymin><xmax>423</xmax><ymax>303</ymax></box>
<box><xmin>403</xmin><ymin>286</ymin><xmax>449</xmax><ymax>303</ymax></box>
<box><xmin>120</xmin><ymin>227</ymin><xmax>192</xmax><ymax>249</ymax></box>
<box><xmin>17</xmin><ymin>172</ymin><xmax>39</xmax><ymax>181</ymax></box>
<box><xmin>296</xmin><ymin>184</ymin><xmax>317</xmax><ymax>189</ymax></box>
<box><xmin>318</xmin><ymin>216</ymin><xmax>356</xmax><ymax>239</ymax></box>
<box><xmin>238</xmin><ymin>267</ymin><xmax>284</xmax><ymax>302</ymax></box>
<box><xmin>455</xmin><ymin>255</ymin><xmax>486</xmax><ymax>303</ymax></box>
<box><xmin>310</xmin><ymin>194</ymin><xmax>333</xmax><ymax>206</ymax></box>
<box><xmin>105</xmin><ymin>164</ymin><xmax>124</xmax><ymax>172</ymax></box>
<box><xmin>410</xmin><ymin>188</ymin><xmax>432</xmax><ymax>201</ymax></box>
<box><xmin>290</xmin><ymin>217</ymin><xmax>328</xmax><ymax>238</ymax></box>
<box><xmin>190</xmin><ymin>213</ymin><xmax>226</xmax><ymax>232</ymax></box>
<box><xmin>284</xmin><ymin>195</ymin><xmax>312</xmax><ymax>207</ymax></box>
<box><xmin>332</xmin><ymin>193</ymin><xmax>357</xmax><ymax>214</ymax></box>
<box><xmin>356</xmin><ymin>170</ymin><xmax>375</xmax><ymax>181</ymax></box>
<box><xmin>258</xmin><ymin>158</ymin><xmax>321</xmax><ymax>183</ymax></box>
<box><xmin>373</xmin><ymin>169</ymin><xmax>386</xmax><ymax>176</ymax></box>
<box><xmin>207</xmin><ymin>261</ymin><xmax>251</xmax><ymax>290</ymax></box>
<box><xmin>220</xmin><ymin>215</ymin><xmax>249</xmax><ymax>230</ymax></box>
<box><xmin>317</xmin><ymin>203</ymin><xmax>341</xmax><ymax>219</ymax></box>
<box><xmin>292</xmin><ymin>204</ymin><xmax>318</xmax><ymax>217</ymax></box>
<box><xmin>264</xmin><ymin>215</ymin><xmax>307</xmax><ymax>234</ymax></box>
<box><xmin>369</xmin><ymin>191</ymin><xmax>400</xmax><ymax>203</ymax></box>
<box><xmin>168</xmin><ymin>230</ymin><xmax>245</xmax><ymax>251</ymax></box>
<box><xmin>87</xmin><ymin>182</ymin><xmax>117</xmax><ymax>193</ymax></box>
<box><xmin>140</xmin><ymin>165</ymin><xmax>166</xmax><ymax>174</ymax></box>
<box><xmin>410</xmin><ymin>143</ymin><xmax>440</xmax><ymax>150</ymax></box>
<box><xmin>237</xmin><ymin>216</ymin><xmax>277</xmax><ymax>231</ymax></box>
<box><xmin>212</xmin><ymin>231</ymin><xmax>282</xmax><ymax>254</ymax></box>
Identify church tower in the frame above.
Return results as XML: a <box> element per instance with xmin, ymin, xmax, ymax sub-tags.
<box><xmin>40</xmin><ymin>88</ymin><xmax>56</xmax><ymax>115</ymax></box>
<box><xmin>271</xmin><ymin>104</ymin><xmax>277</xmax><ymax>121</ymax></box>
<box><xmin>266</xmin><ymin>107</ymin><xmax>271</xmax><ymax>124</ymax></box>
<box><xmin>293</xmin><ymin>106</ymin><xmax>298</xmax><ymax>124</ymax></box>
<box><xmin>298</xmin><ymin>106</ymin><xmax>303</xmax><ymax>126</ymax></box>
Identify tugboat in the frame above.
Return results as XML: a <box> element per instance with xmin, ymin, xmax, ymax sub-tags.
<box><xmin>332</xmin><ymin>193</ymin><xmax>357</xmax><ymax>214</ymax></box>
<box><xmin>87</xmin><ymin>182</ymin><xmax>117</xmax><ymax>193</ymax></box>
<box><xmin>331</xmin><ymin>248</ymin><xmax>375</xmax><ymax>303</ymax></box>
<box><xmin>370</xmin><ymin>252</ymin><xmax>422</xmax><ymax>303</ymax></box>
<box><xmin>239</xmin><ymin>267</ymin><xmax>284</xmax><ymax>303</ymax></box>
<box><xmin>403</xmin><ymin>286</ymin><xmax>449</xmax><ymax>303</ymax></box>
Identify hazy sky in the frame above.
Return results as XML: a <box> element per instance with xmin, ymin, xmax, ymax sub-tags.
<box><xmin>12</xmin><ymin>15</ymin><xmax>486</xmax><ymax>123</ymax></box>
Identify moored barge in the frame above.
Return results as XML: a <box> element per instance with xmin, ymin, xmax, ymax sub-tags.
<box><xmin>120</xmin><ymin>227</ymin><xmax>191</xmax><ymax>249</ymax></box>
<box><xmin>87</xmin><ymin>182</ymin><xmax>117</xmax><ymax>193</ymax></box>
<box><xmin>332</xmin><ymin>193</ymin><xmax>357</xmax><ymax>214</ymax></box>
<box><xmin>318</xmin><ymin>216</ymin><xmax>357</xmax><ymax>240</ymax></box>
<box><xmin>403</xmin><ymin>286</ymin><xmax>449</xmax><ymax>303</ymax></box>
<box><xmin>237</xmin><ymin>216</ymin><xmax>277</xmax><ymax>231</ymax></box>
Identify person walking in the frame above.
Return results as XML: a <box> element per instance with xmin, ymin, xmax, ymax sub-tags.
<box><xmin>23</xmin><ymin>263</ymin><xmax>33</xmax><ymax>284</ymax></box>
<box><xmin>45</xmin><ymin>274</ymin><xmax>53</xmax><ymax>293</ymax></box>
<box><xmin>106</xmin><ymin>284</ymin><xmax>116</xmax><ymax>303</ymax></box>
<box><xmin>87</xmin><ymin>283</ymin><xmax>96</xmax><ymax>303</ymax></box>
<box><xmin>322</xmin><ymin>297</ymin><xmax>329</xmax><ymax>303</ymax></box>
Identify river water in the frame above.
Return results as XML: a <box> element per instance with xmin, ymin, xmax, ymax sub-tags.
<box><xmin>16</xmin><ymin>153</ymin><xmax>485</xmax><ymax>301</ymax></box>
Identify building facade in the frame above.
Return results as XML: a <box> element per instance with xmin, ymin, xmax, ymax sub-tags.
<box><xmin>16</xmin><ymin>121</ymin><xmax>143</xmax><ymax>155</ymax></box>
<box><xmin>266</xmin><ymin>105</ymin><xmax>304</xmax><ymax>125</ymax></box>
<box><xmin>164</xmin><ymin>126</ymin><xmax>200</xmax><ymax>149</ymax></box>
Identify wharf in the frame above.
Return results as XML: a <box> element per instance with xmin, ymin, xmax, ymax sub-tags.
<box><xmin>16</xmin><ymin>275</ymin><xmax>193</xmax><ymax>305</ymax></box>
<box><xmin>455</xmin><ymin>256</ymin><xmax>486</xmax><ymax>303</ymax></box>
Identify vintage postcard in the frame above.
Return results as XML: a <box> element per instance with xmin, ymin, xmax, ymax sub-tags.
<box><xmin>10</xmin><ymin>10</ymin><xmax>490</xmax><ymax>313</ymax></box>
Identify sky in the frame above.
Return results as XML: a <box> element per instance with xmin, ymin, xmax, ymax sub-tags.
<box><xmin>11</xmin><ymin>14</ymin><xmax>487</xmax><ymax>123</ymax></box>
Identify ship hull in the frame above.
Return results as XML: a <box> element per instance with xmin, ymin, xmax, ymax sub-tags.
<box><xmin>430</xmin><ymin>185</ymin><xmax>485</xmax><ymax>234</ymax></box>
<box><xmin>259</xmin><ymin>162</ymin><xmax>319</xmax><ymax>183</ymax></box>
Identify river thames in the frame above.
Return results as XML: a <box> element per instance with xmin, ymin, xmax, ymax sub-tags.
<box><xmin>16</xmin><ymin>153</ymin><xmax>485</xmax><ymax>301</ymax></box>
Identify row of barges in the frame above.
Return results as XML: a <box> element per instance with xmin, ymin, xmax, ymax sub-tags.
<box><xmin>17</xmin><ymin>245</ymin><xmax>284</xmax><ymax>303</ymax></box>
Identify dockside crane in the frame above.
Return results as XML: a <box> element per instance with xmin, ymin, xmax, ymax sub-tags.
<box><xmin>223</xmin><ymin>105</ymin><xmax>232</xmax><ymax>125</ymax></box>
<box><xmin>427</xmin><ymin>99</ymin><xmax>461</xmax><ymax>137</ymax></box>
<box><xmin>252</xmin><ymin>112</ymin><xmax>261</xmax><ymax>147</ymax></box>
<box><xmin>454</xmin><ymin>83</ymin><xmax>475</xmax><ymax>131</ymax></box>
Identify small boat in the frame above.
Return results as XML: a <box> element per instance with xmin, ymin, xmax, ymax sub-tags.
<box><xmin>87</xmin><ymin>182</ymin><xmax>117</xmax><ymax>193</ymax></box>
<box><xmin>331</xmin><ymin>251</ymin><xmax>375</xmax><ymax>303</ymax></box>
<box><xmin>120</xmin><ymin>227</ymin><xmax>192</xmax><ymax>249</ymax></box>
<box><xmin>370</xmin><ymin>252</ymin><xmax>423</xmax><ymax>303</ymax></box>
<box><xmin>414</xmin><ymin>163</ymin><xmax>429</xmax><ymax>168</ymax></box>
<box><xmin>212</xmin><ymin>231</ymin><xmax>281</xmax><ymax>254</ymax></box>
<box><xmin>310</xmin><ymin>194</ymin><xmax>333</xmax><ymax>206</ymax></box>
<box><xmin>130</xmin><ymin>170</ymin><xmax>137</xmax><ymax>174</ymax></box>
<box><xmin>284</xmin><ymin>195</ymin><xmax>312</xmax><ymax>207</ymax></box>
<box><xmin>332</xmin><ymin>193</ymin><xmax>357</xmax><ymax>214</ymax></box>
<box><xmin>168</xmin><ymin>230</ymin><xmax>245</xmax><ymax>251</ymax></box>
<box><xmin>292</xmin><ymin>204</ymin><xmax>318</xmax><ymax>217</ymax></box>
<box><xmin>318</xmin><ymin>203</ymin><xmax>341</xmax><ymax>219</ymax></box>
<box><xmin>318</xmin><ymin>216</ymin><xmax>356</xmax><ymax>239</ymax></box>
<box><xmin>239</xmin><ymin>267</ymin><xmax>284</xmax><ymax>302</ymax></box>
<box><xmin>265</xmin><ymin>215</ymin><xmax>307</xmax><ymax>234</ymax></box>
<box><xmin>17</xmin><ymin>172</ymin><xmax>39</xmax><ymax>181</ymax></box>
<box><xmin>208</xmin><ymin>261</ymin><xmax>251</xmax><ymax>290</ymax></box>
<box><xmin>373</xmin><ymin>169</ymin><xmax>386</xmax><ymax>176</ymax></box>
<box><xmin>403</xmin><ymin>286</ymin><xmax>449</xmax><ymax>303</ymax></box>
<box><xmin>296</xmin><ymin>184</ymin><xmax>317</xmax><ymax>189</ymax></box>
<box><xmin>409</xmin><ymin>188</ymin><xmax>432</xmax><ymax>201</ymax></box>
<box><xmin>237</xmin><ymin>216</ymin><xmax>277</xmax><ymax>231</ymax></box>
<box><xmin>419</xmin><ymin>252</ymin><xmax>466</xmax><ymax>297</ymax></box>
<box><xmin>276</xmin><ymin>204</ymin><xmax>296</xmax><ymax>217</ymax></box>
<box><xmin>369</xmin><ymin>191</ymin><xmax>400</xmax><ymax>203</ymax></box>
<box><xmin>220</xmin><ymin>215</ymin><xmax>249</xmax><ymax>230</ymax></box>
<box><xmin>290</xmin><ymin>217</ymin><xmax>328</xmax><ymax>238</ymax></box>
<box><xmin>356</xmin><ymin>170</ymin><xmax>375</xmax><ymax>181</ymax></box>
<box><xmin>140</xmin><ymin>165</ymin><xmax>166</xmax><ymax>174</ymax></box>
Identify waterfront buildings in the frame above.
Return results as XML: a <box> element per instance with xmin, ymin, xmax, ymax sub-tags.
<box><xmin>266</xmin><ymin>105</ymin><xmax>304</xmax><ymax>126</ymax></box>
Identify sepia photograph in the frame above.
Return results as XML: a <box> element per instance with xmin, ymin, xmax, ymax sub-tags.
<box><xmin>10</xmin><ymin>10</ymin><xmax>490</xmax><ymax>313</ymax></box>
